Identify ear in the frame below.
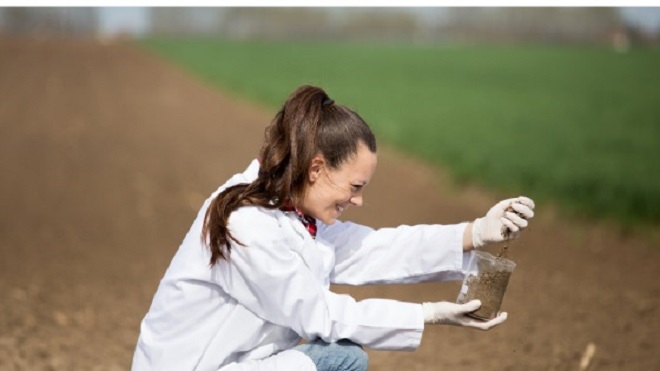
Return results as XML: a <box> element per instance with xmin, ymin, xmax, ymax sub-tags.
<box><xmin>308</xmin><ymin>154</ymin><xmax>325</xmax><ymax>183</ymax></box>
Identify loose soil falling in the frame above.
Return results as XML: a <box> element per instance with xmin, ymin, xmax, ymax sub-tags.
<box><xmin>1</xmin><ymin>39</ymin><xmax>659</xmax><ymax>371</ymax></box>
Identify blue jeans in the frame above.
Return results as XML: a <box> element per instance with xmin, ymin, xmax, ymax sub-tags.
<box><xmin>294</xmin><ymin>339</ymin><xmax>368</xmax><ymax>371</ymax></box>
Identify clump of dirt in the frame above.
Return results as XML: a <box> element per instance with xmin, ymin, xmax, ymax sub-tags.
<box><xmin>497</xmin><ymin>243</ymin><xmax>509</xmax><ymax>259</ymax></box>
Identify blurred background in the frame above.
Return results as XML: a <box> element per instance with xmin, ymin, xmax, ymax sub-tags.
<box><xmin>1</xmin><ymin>6</ymin><xmax>659</xmax><ymax>371</ymax></box>
<box><xmin>1</xmin><ymin>7</ymin><xmax>660</xmax><ymax>45</ymax></box>
<box><xmin>4</xmin><ymin>7</ymin><xmax>660</xmax><ymax>225</ymax></box>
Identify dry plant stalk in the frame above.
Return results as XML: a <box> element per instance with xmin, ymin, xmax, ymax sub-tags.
<box><xmin>578</xmin><ymin>342</ymin><xmax>596</xmax><ymax>371</ymax></box>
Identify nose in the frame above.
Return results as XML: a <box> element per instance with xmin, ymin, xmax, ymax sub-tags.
<box><xmin>350</xmin><ymin>195</ymin><xmax>363</xmax><ymax>207</ymax></box>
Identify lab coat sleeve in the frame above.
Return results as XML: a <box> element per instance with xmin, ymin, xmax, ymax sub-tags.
<box><xmin>212</xmin><ymin>207</ymin><xmax>424</xmax><ymax>351</ymax></box>
<box><xmin>319</xmin><ymin>220</ymin><xmax>472</xmax><ymax>286</ymax></box>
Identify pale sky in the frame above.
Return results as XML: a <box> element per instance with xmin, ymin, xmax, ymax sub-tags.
<box><xmin>620</xmin><ymin>7</ymin><xmax>660</xmax><ymax>33</ymax></box>
<box><xmin>97</xmin><ymin>7</ymin><xmax>150</xmax><ymax>36</ymax></box>
<box><xmin>46</xmin><ymin>7</ymin><xmax>660</xmax><ymax>36</ymax></box>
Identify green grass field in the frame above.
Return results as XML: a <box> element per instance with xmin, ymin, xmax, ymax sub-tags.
<box><xmin>140</xmin><ymin>39</ymin><xmax>660</xmax><ymax>225</ymax></box>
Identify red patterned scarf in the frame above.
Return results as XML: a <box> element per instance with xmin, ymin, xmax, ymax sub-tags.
<box><xmin>280</xmin><ymin>203</ymin><xmax>317</xmax><ymax>239</ymax></box>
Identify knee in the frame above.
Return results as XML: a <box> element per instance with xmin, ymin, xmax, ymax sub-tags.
<box><xmin>297</xmin><ymin>339</ymin><xmax>369</xmax><ymax>371</ymax></box>
<box><xmin>336</xmin><ymin>340</ymin><xmax>368</xmax><ymax>371</ymax></box>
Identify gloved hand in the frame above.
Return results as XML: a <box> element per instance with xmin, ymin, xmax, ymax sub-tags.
<box><xmin>472</xmin><ymin>196</ymin><xmax>535</xmax><ymax>248</ymax></box>
<box><xmin>422</xmin><ymin>300</ymin><xmax>507</xmax><ymax>330</ymax></box>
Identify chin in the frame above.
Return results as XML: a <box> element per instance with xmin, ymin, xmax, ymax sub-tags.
<box><xmin>318</xmin><ymin>215</ymin><xmax>337</xmax><ymax>225</ymax></box>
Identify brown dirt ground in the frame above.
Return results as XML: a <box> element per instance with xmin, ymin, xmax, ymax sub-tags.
<box><xmin>0</xmin><ymin>39</ymin><xmax>658</xmax><ymax>371</ymax></box>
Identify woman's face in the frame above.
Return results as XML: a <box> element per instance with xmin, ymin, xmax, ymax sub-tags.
<box><xmin>300</xmin><ymin>143</ymin><xmax>377</xmax><ymax>225</ymax></box>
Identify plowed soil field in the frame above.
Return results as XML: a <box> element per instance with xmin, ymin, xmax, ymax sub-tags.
<box><xmin>1</xmin><ymin>39</ymin><xmax>658</xmax><ymax>371</ymax></box>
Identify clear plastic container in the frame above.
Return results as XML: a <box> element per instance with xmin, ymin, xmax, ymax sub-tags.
<box><xmin>456</xmin><ymin>250</ymin><xmax>516</xmax><ymax>320</ymax></box>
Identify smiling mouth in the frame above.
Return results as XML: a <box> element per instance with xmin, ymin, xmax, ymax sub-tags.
<box><xmin>336</xmin><ymin>205</ymin><xmax>347</xmax><ymax>214</ymax></box>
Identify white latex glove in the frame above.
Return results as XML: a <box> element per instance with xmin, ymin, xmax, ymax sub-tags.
<box><xmin>422</xmin><ymin>300</ymin><xmax>507</xmax><ymax>330</ymax></box>
<box><xmin>472</xmin><ymin>196</ymin><xmax>535</xmax><ymax>248</ymax></box>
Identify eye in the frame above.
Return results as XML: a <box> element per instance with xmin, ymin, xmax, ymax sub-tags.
<box><xmin>351</xmin><ymin>184</ymin><xmax>363</xmax><ymax>192</ymax></box>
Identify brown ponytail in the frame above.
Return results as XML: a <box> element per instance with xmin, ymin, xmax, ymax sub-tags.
<box><xmin>202</xmin><ymin>85</ymin><xmax>376</xmax><ymax>266</ymax></box>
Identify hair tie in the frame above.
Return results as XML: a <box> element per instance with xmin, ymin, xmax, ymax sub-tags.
<box><xmin>322</xmin><ymin>98</ymin><xmax>334</xmax><ymax>106</ymax></box>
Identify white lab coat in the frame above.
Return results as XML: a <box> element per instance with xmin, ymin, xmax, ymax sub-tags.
<box><xmin>132</xmin><ymin>160</ymin><xmax>471</xmax><ymax>371</ymax></box>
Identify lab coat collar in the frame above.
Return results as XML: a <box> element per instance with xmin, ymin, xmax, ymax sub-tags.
<box><xmin>244</xmin><ymin>159</ymin><xmax>260</xmax><ymax>180</ymax></box>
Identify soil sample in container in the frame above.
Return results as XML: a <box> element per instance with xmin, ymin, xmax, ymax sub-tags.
<box><xmin>456</xmin><ymin>250</ymin><xmax>516</xmax><ymax>320</ymax></box>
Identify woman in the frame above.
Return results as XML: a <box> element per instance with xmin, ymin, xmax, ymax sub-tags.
<box><xmin>132</xmin><ymin>85</ymin><xmax>535</xmax><ymax>371</ymax></box>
